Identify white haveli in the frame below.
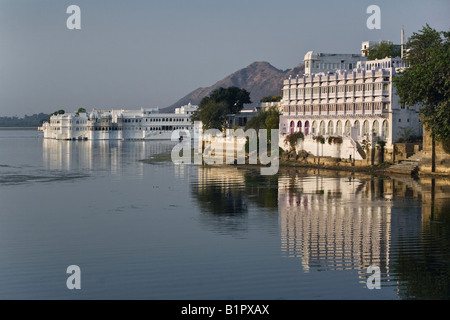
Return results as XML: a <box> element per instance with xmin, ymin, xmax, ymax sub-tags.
<box><xmin>279</xmin><ymin>43</ymin><xmax>421</xmax><ymax>161</ymax></box>
<box><xmin>41</xmin><ymin>103</ymin><xmax>199</xmax><ymax>140</ymax></box>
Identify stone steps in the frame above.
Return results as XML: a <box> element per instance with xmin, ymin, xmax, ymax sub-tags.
<box><xmin>387</xmin><ymin>151</ymin><xmax>423</xmax><ymax>175</ymax></box>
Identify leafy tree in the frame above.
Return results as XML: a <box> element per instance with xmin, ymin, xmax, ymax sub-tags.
<box><xmin>245</xmin><ymin>106</ymin><xmax>280</xmax><ymax>131</ymax></box>
<box><xmin>52</xmin><ymin>110</ymin><xmax>65</xmax><ymax>115</ymax></box>
<box><xmin>284</xmin><ymin>131</ymin><xmax>304</xmax><ymax>151</ymax></box>
<box><xmin>367</xmin><ymin>41</ymin><xmax>402</xmax><ymax>60</ymax></box>
<box><xmin>393</xmin><ymin>25</ymin><xmax>450</xmax><ymax>172</ymax></box>
<box><xmin>245</xmin><ymin>106</ymin><xmax>280</xmax><ymax>144</ymax></box>
<box><xmin>260</xmin><ymin>95</ymin><xmax>282</xmax><ymax>103</ymax></box>
<box><xmin>191</xmin><ymin>87</ymin><xmax>251</xmax><ymax>131</ymax></box>
<box><xmin>76</xmin><ymin>107</ymin><xmax>86</xmax><ymax>115</ymax></box>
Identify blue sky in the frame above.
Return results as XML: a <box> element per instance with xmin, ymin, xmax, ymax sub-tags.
<box><xmin>0</xmin><ymin>0</ymin><xmax>449</xmax><ymax>116</ymax></box>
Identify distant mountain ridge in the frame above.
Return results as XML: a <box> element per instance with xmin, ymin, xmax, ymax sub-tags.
<box><xmin>162</xmin><ymin>61</ymin><xmax>304</xmax><ymax>112</ymax></box>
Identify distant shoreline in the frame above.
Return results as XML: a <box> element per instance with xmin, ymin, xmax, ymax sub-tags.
<box><xmin>0</xmin><ymin>127</ymin><xmax>38</xmax><ymax>130</ymax></box>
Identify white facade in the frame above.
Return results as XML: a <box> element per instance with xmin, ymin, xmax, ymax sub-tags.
<box><xmin>280</xmin><ymin>52</ymin><xmax>421</xmax><ymax>160</ymax></box>
<box><xmin>278</xmin><ymin>174</ymin><xmax>392</xmax><ymax>272</ymax></box>
<box><xmin>42</xmin><ymin>104</ymin><xmax>198</xmax><ymax>140</ymax></box>
<box><xmin>304</xmin><ymin>51</ymin><xmax>364</xmax><ymax>76</ymax></box>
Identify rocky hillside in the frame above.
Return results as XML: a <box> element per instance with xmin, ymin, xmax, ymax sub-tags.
<box><xmin>162</xmin><ymin>61</ymin><xmax>304</xmax><ymax>112</ymax></box>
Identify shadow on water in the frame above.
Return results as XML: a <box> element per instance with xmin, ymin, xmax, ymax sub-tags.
<box><xmin>391</xmin><ymin>178</ymin><xmax>450</xmax><ymax>299</ymax></box>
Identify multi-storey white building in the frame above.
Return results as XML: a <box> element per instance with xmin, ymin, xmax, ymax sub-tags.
<box><xmin>279</xmin><ymin>48</ymin><xmax>421</xmax><ymax>160</ymax></box>
<box><xmin>41</xmin><ymin>103</ymin><xmax>198</xmax><ymax>140</ymax></box>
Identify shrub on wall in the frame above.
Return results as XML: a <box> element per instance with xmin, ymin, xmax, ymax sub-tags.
<box><xmin>284</xmin><ymin>131</ymin><xmax>304</xmax><ymax>151</ymax></box>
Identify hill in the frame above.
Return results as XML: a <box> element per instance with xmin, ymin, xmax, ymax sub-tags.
<box><xmin>162</xmin><ymin>61</ymin><xmax>304</xmax><ymax>112</ymax></box>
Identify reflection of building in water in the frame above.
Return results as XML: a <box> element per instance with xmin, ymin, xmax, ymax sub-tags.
<box><xmin>279</xmin><ymin>173</ymin><xmax>393</xmax><ymax>273</ymax></box>
<box><xmin>42</xmin><ymin>139</ymin><xmax>175</xmax><ymax>176</ymax></box>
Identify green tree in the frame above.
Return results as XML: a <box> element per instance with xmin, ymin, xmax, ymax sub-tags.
<box><xmin>393</xmin><ymin>25</ymin><xmax>450</xmax><ymax>172</ymax></box>
<box><xmin>245</xmin><ymin>106</ymin><xmax>280</xmax><ymax>131</ymax></box>
<box><xmin>367</xmin><ymin>41</ymin><xmax>402</xmax><ymax>60</ymax></box>
<box><xmin>260</xmin><ymin>95</ymin><xmax>282</xmax><ymax>103</ymax></box>
<box><xmin>76</xmin><ymin>107</ymin><xmax>86</xmax><ymax>115</ymax></box>
<box><xmin>245</xmin><ymin>106</ymin><xmax>280</xmax><ymax>143</ymax></box>
<box><xmin>53</xmin><ymin>109</ymin><xmax>65</xmax><ymax>115</ymax></box>
<box><xmin>191</xmin><ymin>87</ymin><xmax>251</xmax><ymax>131</ymax></box>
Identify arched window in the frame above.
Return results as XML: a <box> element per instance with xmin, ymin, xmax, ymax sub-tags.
<box><xmin>290</xmin><ymin>121</ymin><xmax>295</xmax><ymax>134</ymax></box>
<box><xmin>344</xmin><ymin>120</ymin><xmax>351</xmax><ymax>136</ymax></box>
<box><xmin>373</xmin><ymin>120</ymin><xmax>380</xmax><ymax>137</ymax></box>
<box><xmin>354</xmin><ymin>120</ymin><xmax>361</xmax><ymax>136</ymax></box>
<box><xmin>305</xmin><ymin>121</ymin><xmax>310</xmax><ymax>135</ymax></box>
<box><xmin>382</xmin><ymin>120</ymin><xmax>389</xmax><ymax>138</ymax></box>
<box><xmin>336</xmin><ymin>121</ymin><xmax>342</xmax><ymax>136</ymax></box>
<box><xmin>319</xmin><ymin>121</ymin><xmax>325</xmax><ymax>135</ymax></box>
<box><xmin>297</xmin><ymin>121</ymin><xmax>302</xmax><ymax>132</ymax></box>
<box><xmin>363</xmin><ymin>120</ymin><xmax>370</xmax><ymax>136</ymax></box>
<box><xmin>312</xmin><ymin>121</ymin><xmax>317</xmax><ymax>135</ymax></box>
<box><xmin>327</xmin><ymin>121</ymin><xmax>334</xmax><ymax>135</ymax></box>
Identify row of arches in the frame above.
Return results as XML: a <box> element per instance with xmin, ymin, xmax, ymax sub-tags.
<box><xmin>289</xmin><ymin>119</ymin><xmax>389</xmax><ymax>138</ymax></box>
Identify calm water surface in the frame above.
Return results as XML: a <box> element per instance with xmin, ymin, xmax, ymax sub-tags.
<box><xmin>0</xmin><ymin>129</ymin><xmax>449</xmax><ymax>299</ymax></box>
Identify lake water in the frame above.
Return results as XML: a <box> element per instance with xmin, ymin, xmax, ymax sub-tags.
<box><xmin>0</xmin><ymin>129</ymin><xmax>449</xmax><ymax>300</ymax></box>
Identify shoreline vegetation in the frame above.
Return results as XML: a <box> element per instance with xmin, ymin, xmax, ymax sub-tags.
<box><xmin>140</xmin><ymin>148</ymin><xmax>450</xmax><ymax>178</ymax></box>
<box><xmin>0</xmin><ymin>127</ymin><xmax>39</xmax><ymax>130</ymax></box>
<box><xmin>0</xmin><ymin>113</ymin><xmax>49</xmax><ymax>127</ymax></box>
<box><xmin>142</xmin><ymin>153</ymin><xmax>450</xmax><ymax>181</ymax></box>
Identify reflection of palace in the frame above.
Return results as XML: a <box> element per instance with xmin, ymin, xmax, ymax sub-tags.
<box><xmin>279</xmin><ymin>173</ymin><xmax>394</xmax><ymax>273</ymax></box>
<box><xmin>42</xmin><ymin>139</ymin><xmax>175</xmax><ymax>176</ymax></box>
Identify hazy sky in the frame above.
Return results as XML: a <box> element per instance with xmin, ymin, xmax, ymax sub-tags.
<box><xmin>0</xmin><ymin>0</ymin><xmax>449</xmax><ymax>116</ymax></box>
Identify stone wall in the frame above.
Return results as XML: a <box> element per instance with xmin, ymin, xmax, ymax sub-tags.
<box><xmin>420</xmin><ymin>128</ymin><xmax>450</xmax><ymax>175</ymax></box>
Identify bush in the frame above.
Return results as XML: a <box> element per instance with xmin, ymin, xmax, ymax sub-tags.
<box><xmin>284</xmin><ymin>131</ymin><xmax>304</xmax><ymax>151</ymax></box>
<box><xmin>313</xmin><ymin>135</ymin><xmax>325</xmax><ymax>144</ymax></box>
<box><xmin>327</xmin><ymin>136</ymin><xmax>343</xmax><ymax>144</ymax></box>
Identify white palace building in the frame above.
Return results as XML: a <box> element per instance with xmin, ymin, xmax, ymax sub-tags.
<box><xmin>279</xmin><ymin>41</ymin><xmax>422</xmax><ymax>161</ymax></box>
<box><xmin>41</xmin><ymin>103</ymin><xmax>198</xmax><ymax>140</ymax></box>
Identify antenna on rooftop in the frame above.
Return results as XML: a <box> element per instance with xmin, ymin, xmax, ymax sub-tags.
<box><xmin>401</xmin><ymin>26</ymin><xmax>405</xmax><ymax>60</ymax></box>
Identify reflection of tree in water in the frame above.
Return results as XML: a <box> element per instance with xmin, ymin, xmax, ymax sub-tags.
<box><xmin>393</xmin><ymin>196</ymin><xmax>450</xmax><ymax>299</ymax></box>
<box><xmin>190</xmin><ymin>167</ymin><xmax>279</xmax><ymax>236</ymax></box>
<box><xmin>193</xmin><ymin>183</ymin><xmax>247</xmax><ymax>215</ymax></box>
<box><xmin>242</xmin><ymin>170</ymin><xmax>279</xmax><ymax>210</ymax></box>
